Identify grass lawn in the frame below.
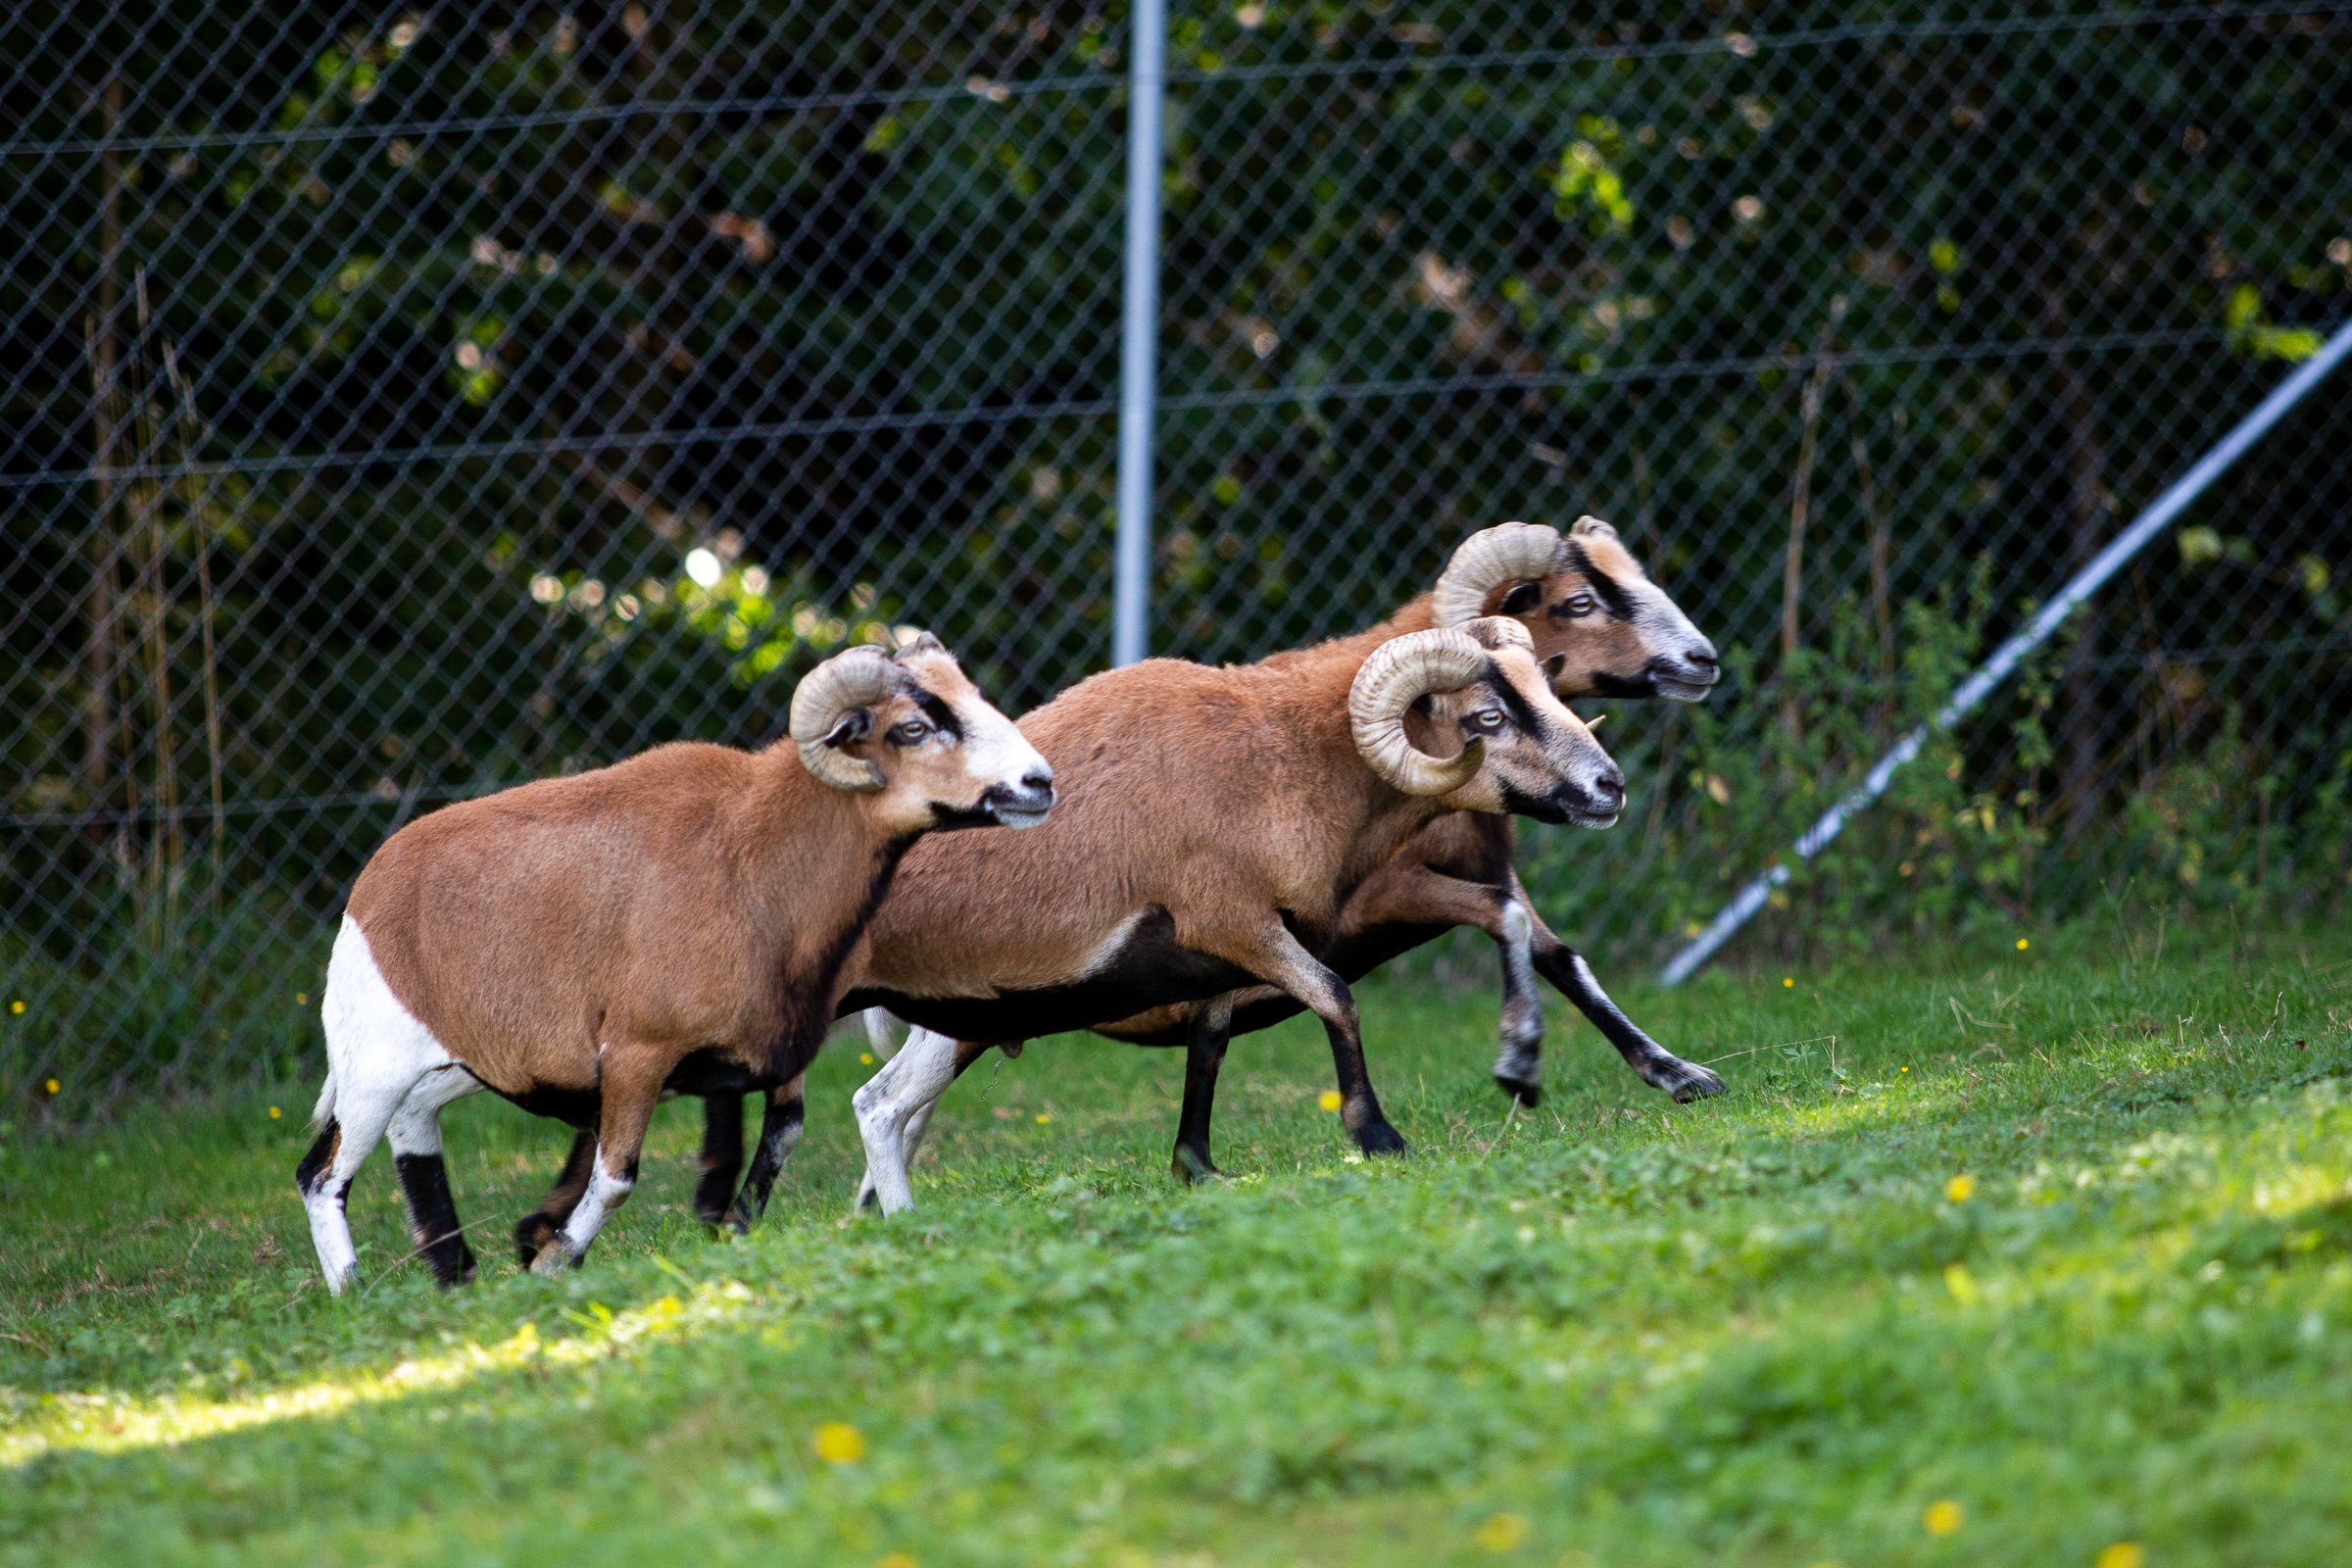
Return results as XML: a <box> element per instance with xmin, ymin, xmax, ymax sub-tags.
<box><xmin>1</xmin><ymin>914</ymin><xmax>2348</xmax><ymax>1566</ymax></box>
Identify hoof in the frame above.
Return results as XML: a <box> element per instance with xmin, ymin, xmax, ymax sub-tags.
<box><xmin>1494</xmin><ymin>1074</ymin><xmax>1542</xmax><ymax>1108</ymax></box>
<box><xmin>528</xmin><ymin>1237</ymin><xmax>576</xmax><ymax>1277</ymax></box>
<box><xmin>514</xmin><ymin>1213</ymin><xmax>560</xmax><ymax>1269</ymax></box>
<box><xmin>1171</xmin><ymin>1145</ymin><xmax>1225</xmax><ymax>1185</ymax></box>
<box><xmin>1353</xmin><ymin>1120</ymin><xmax>1409</xmax><ymax>1157</ymax></box>
<box><xmin>1647</xmin><ymin>1057</ymin><xmax>1728</xmax><ymax>1102</ymax></box>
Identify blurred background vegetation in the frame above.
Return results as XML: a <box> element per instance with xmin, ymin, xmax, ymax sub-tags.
<box><xmin>3</xmin><ymin>2</ymin><xmax>2349</xmax><ymax>1105</ymax></box>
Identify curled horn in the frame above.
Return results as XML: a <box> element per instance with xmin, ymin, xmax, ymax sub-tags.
<box><xmin>1456</xmin><ymin>614</ymin><xmax>1535</xmax><ymax>654</ymax></box>
<box><xmin>789</xmin><ymin>646</ymin><xmax>900</xmax><ymax>792</ymax></box>
<box><xmin>1349</xmin><ymin>628</ymin><xmax>1492</xmax><ymax>797</ymax></box>
<box><xmin>1429</xmin><ymin>520</ymin><xmax>1564</xmax><ymax>627</ymax></box>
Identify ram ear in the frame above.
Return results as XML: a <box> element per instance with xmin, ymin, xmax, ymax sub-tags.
<box><xmin>822</xmin><ymin>710</ymin><xmax>873</xmax><ymax>749</ymax></box>
<box><xmin>893</xmin><ymin>629</ymin><xmax>948</xmax><ymax>660</ymax></box>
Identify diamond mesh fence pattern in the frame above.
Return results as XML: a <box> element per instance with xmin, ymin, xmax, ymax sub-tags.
<box><xmin>4</xmin><ymin>3</ymin><xmax>2350</xmax><ymax>1109</ymax></box>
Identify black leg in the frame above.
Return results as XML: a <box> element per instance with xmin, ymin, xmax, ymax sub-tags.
<box><xmin>1171</xmin><ymin>994</ymin><xmax>1235</xmax><ymax>1183</ymax></box>
<box><xmin>695</xmin><ymin>1093</ymin><xmax>746</xmax><ymax>1226</ymax></box>
<box><xmin>393</xmin><ymin>1152</ymin><xmax>478</xmax><ymax>1287</ymax></box>
<box><xmin>516</xmin><ymin>1128</ymin><xmax>598</xmax><ymax>1267</ymax></box>
<box><xmin>1531</xmin><ymin>936</ymin><xmax>1726</xmax><ymax>1102</ymax></box>
<box><xmin>726</xmin><ymin>1082</ymin><xmax>806</xmax><ymax>1233</ymax></box>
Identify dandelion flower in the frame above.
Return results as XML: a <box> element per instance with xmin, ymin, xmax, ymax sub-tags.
<box><xmin>296</xmin><ymin>993</ymin><xmax>307</xmax><ymax>1005</ymax></box>
<box><xmin>812</xmin><ymin>1421</ymin><xmax>865</xmax><ymax>1464</ymax></box>
<box><xmin>1923</xmin><ymin>1498</ymin><xmax>1964</xmax><ymax>1536</ymax></box>
<box><xmin>2096</xmin><ymin>1545</ymin><xmax>2144</xmax><ymax>1568</ymax></box>
<box><xmin>876</xmin><ymin>1555</ymin><xmax>918</xmax><ymax>1568</ymax></box>
<box><xmin>2016</xmin><ymin>938</ymin><xmax>2030</xmax><ymax>951</ymax></box>
<box><xmin>1034</xmin><ymin>1112</ymin><xmax>1051</xmax><ymax>1124</ymax></box>
<box><xmin>45</xmin><ymin>1078</ymin><xmax>60</xmax><ymax>1094</ymax></box>
<box><xmin>1473</xmin><ymin>1512</ymin><xmax>1530</xmax><ymax>1551</ymax></box>
<box><xmin>9</xmin><ymin>1000</ymin><xmax>23</xmax><ymax>1014</ymax></box>
<box><xmin>1946</xmin><ymin>1174</ymin><xmax>1976</xmax><ymax>1201</ymax></box>
<box><xmin>1319</xmin><ymin>1089</ymin><xmax>1344</xmax><ymax>1112</ymax></box>
<box><xmin>860</xmin><ymin>1053</ymin><xmax>874</xmax><ymax>1065</ymax></box>
<box><xmin>269</xmin><ymin>1105</ymin><xmax>282</xmax><ymax>1119</ymax></box>
<box><xmin>1783</xmin><ymin>977</ymin><xmax>1794</xmax><ymax>988</ymax></box>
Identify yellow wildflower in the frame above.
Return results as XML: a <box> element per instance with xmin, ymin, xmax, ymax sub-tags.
<box><xmin>2016</xmin><ymin>938</ymin><xmax>2030</xmax><ymax>951</ymax></box>
<box><xmin>1319</xmin><ymin>1089</ymin><xmax>1343</xmax><ymax>1112</ymax></box>
<box><xmin>1944</xmin><ymin>1264</ymin><xmax>1980</xmax><ymax>1305</ymax></box>
<box><xmin>2096</xmin><ymin>1545</ymin><xmax>2144</xmax><ymax>1568</ymax></box>
<box><xmin>45</xmin><ymin>1078</ymin><xmax>60</xmax><ymax>1095</ymax></box>
<box><xmin>1946</xmin><ymin>1174</ymin><xmax>1976</xmax><ymax>1202</ymax></box>
<box><xmin>1924</xmin><ymin>1498</ymin><xmax>1964</xmax><ymax>1536</ymax></box>
<box><xmin>1783</xmin><ymin>977</ymin><xmax>1794</xmax><ymax>988</ymax></box>
<box><xmin>860</xmin><ymin>1053</ymin><xmax>874</xmax><ymax>1064</ymax></box>
<box><xmin>1473</xmin><ymin>1512</ymin><xmax>1529</xmax><ymax>1551</ymax></box>
<box><xmin>269</xmin><ymin>1106</ymin><xmax>282</xmax><ymax>1119</ymax></box>
<box><xmin>876</xmin><ymin>1555</ymin><xmax>918</xmax><ymax>1568</ymax></box>
<box><xmin>813</xmin><ymin>1421</ymin><xmax>865</xmax><ymax>1463</ymax></box>
<box><xmin>1034</xmin><ymin>1112</ymin><xmax>1051</xmax><ymax>1124</ymax></box>
<box><xmin>9</xmin><ymin>1000</ymin><xmax>24</xmax><ymax>1014</ymax></box>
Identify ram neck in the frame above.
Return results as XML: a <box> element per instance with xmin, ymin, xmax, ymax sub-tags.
<box><xmin>745</xmin><ymin>753</ymin><xmax>904</xmax><ymax>961</ymax></box>
<box><xmin>1250</xmin><ymin>629</ymin><xmax>1463</xmax><ymax>907</ymax></box>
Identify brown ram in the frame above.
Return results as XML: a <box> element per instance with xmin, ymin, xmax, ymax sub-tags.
<box><xmin>836</xmin><ymin>613</ymin><xmax>1623</xmax><ymax>1213</ymax></box>
<box><xmin>295</xmin><ymin>635</ymin><xmax>1051</xmax><ymax>1291</ymax></box>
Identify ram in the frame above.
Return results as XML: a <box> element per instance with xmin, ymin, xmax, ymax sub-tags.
<box><xmin>834</xmin><ymin>613</ymin><xmax>1622</xmax><ymax>1213</ymax></box>
<box><xmin>1089</xmin><ymin>515</ymin><xmax>1725</xmax><ymax>1108</ymax></box>
<box><xmin>294</xmin><ymin>636</ymin><xmax>1051</xmax><ymax>1291</ymax></box>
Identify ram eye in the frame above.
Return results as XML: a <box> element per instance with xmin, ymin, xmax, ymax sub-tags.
<box><xmin>1467</xmin><ymin>708</ymin><xmax>1507</xmax><ymax>734</ymax></box>
<box><xmin>886</xmin><ymin>720</ymin><xmax>931</xmax><ymax>746</ymax></box>
<box><xmin>1563</xmin><ymin>593</ymin><xmax>1597</xmax><ymax>616</ymax></box>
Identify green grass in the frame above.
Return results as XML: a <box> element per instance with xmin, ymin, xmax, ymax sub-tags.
<box><xmin>2</xmin><ymin>916</ymin><xmax>2349</xmax><ymax>1566</ymax></box>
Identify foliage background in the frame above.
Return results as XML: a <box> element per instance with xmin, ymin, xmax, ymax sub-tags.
<box><xmin>4</xmin><ymin>1</ymin><xmax>2350</xmax><ymax>1103</ymax></box>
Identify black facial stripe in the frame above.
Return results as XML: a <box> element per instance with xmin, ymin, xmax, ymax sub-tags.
<box><xmin>1488</xmin><ymin>670</ymin><xmax>1550</xmax><ymax>740</ymax></box>
<box><xmin>1556</xmin><ymin>541</ymin><xmax>1638</xmax><ymax>621</ymax></box>
<box><xmin>913</xmin><ymin>692</ymin><xmax>964</xmax><ymax>739</ymax></box>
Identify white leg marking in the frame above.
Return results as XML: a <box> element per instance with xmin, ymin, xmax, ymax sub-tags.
<box><xmin>852</xmin><ymin>1025</ymin><xmax>964</xmax><ymax>1215</ymax></box>
<box><xmin>307</xmin><ymin>916</ymin><xmax>463</xmax><ymax>1295</ymax></box>
<box><xmin>1494</xmin><ymin>899</ymin><xmax>1544</xmax><ymax>1089</ymax></box>
<box><xmin>533</xmin><ymin>1144</ymin><xmax>634</xmax><ymax>1274</ymax></box>
<box><xmin>862</xmin><ymin>1006</ymin><xmax>904</xmax><ymax>1061</ymax></box>
<box><xmin>900</xmin><ymin>1097</ymin><xmax>938</xmax><ymax>1168</ymax></box>
<box><xmin>385</xmin><ymin>1063</ymin><xmax>483</xmax><ymax>1158</ymax></box>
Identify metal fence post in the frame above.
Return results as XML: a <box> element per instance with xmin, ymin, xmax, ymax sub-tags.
<box><xmin>1111</xmin><ymin>0</ymin><xmax>1165</xmax><ymax>669</ymax></box>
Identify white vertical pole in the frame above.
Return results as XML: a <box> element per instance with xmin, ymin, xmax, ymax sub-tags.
<box><xmin>1111</xmin><ymin>0</ymin><xmax>1166</xmax><ymax>668</ymax></box>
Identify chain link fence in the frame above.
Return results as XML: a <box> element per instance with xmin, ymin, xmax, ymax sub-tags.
<box><xmin>6</xmin><ymin>2</ymin><xmax>2350</xmax><ymax>1109</ymax></box>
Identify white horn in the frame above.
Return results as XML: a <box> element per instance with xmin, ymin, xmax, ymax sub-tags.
<box><xmin>789</xmin><ymin>646</ymin><xmax>899</xmax><ymax>792</ymax></box>
<box><xmin>1430</xmin><ymin>521</ymin><xmax>1563</xmax><ymax>627</ymax></box>
<box><xmin>1349</xmin><ymin>628</ymin><xmax>1491</xmax><ymax>797</ymax></box>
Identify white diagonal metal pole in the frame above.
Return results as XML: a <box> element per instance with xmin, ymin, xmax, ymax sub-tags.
<box><xmin>1661</xmin><ymin>318</ymin><xmax>2352</xmax><ymax>986</ymax></box>
<box><xmin>1111</xmin><ymin>0</ymin><xmax>1166</xmax><ymax>668</ymax></box>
